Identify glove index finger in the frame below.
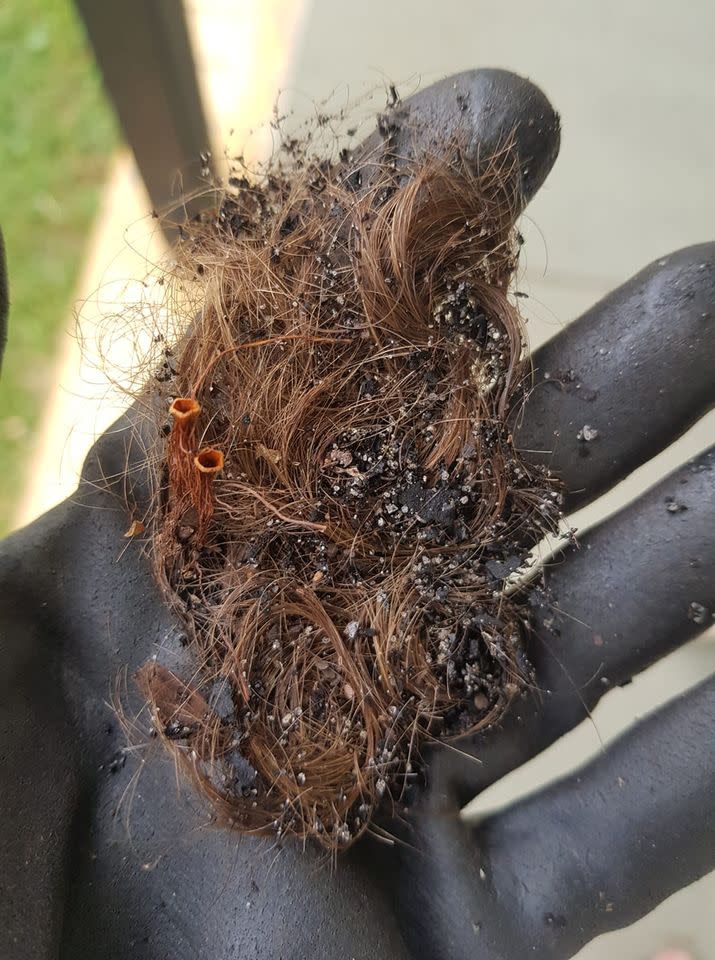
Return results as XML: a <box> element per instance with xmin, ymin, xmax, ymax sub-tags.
<box><xmin>355</xmin><ymin>68</ymin><xmax>561</xmax><ymax>210</ymax></box>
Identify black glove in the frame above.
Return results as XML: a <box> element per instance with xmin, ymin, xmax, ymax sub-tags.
<box><xmin>0</xmin><ymin>69</ymin><xmax>712</xmax><ymax>960</ymax></box>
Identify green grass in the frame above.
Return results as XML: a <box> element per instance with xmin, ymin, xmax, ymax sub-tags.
<box><xmin>0</xmin><ymin>0</ymin><xmax>117</xmax><ymax>533</ymax></box>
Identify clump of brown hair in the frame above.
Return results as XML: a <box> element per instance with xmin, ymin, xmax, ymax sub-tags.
<box><xmin>133</xmin><ymin>116</ymin><xmax>561</xmax><ymax>852</ymax></box>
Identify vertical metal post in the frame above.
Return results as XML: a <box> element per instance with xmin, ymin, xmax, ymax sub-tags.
<box><xmin>75</xmin><ymin>0</ymin><xmax>215</xmax><ymax>236</ymax></box>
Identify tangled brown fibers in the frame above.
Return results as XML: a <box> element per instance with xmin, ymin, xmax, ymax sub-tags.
<box><xmin>132</xmin><ymin>117</ymin><xmax>562</xmax><ymax>853</ymax></box>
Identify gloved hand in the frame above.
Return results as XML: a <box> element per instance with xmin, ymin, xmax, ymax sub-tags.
<box><xmin>0</xmin><ymin>69</ymin><xmax>712</xmax><ymax>960</ymax></box>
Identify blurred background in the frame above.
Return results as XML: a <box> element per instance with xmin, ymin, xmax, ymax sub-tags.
<box><xmin>0</xmin><ymin>1</ymin><xmax>712</xmax><ymax>956</ymax></box>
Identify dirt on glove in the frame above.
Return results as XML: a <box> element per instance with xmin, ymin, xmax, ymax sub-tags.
<box><xmin>130</xmin><ymin>104</ymin><xmax>562</xmax><ymax>853</ymax></box>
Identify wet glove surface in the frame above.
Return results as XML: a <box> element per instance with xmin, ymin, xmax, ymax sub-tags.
<box><xmin>0</xmin><ymin>68</ymin><xmax>713</xmax><ymax>960</ymax></box>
